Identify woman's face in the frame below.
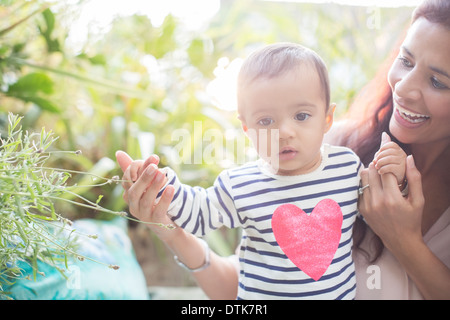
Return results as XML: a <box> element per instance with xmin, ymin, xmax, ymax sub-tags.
<box><xmin>388</xmin><ymin>18</ymin><xmax>450</xmax><ymax>148</ymax></box>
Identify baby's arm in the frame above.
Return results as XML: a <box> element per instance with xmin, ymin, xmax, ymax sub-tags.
<box><xmin>373</xmin><ymin>132</ymin><xmax>407</xmax><ymax>188</ymax></box>
<box><xmin>121</xmin><ymin>154</ymin><xmax>236</xmax><ymax>237</ymax></box>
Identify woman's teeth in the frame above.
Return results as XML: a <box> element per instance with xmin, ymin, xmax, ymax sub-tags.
<box><xmin>396</xmin><ymin>104</ymin><xmax>430</xmax><ymax>124</ymax></box>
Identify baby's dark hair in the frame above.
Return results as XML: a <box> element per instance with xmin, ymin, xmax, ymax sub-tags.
<box><xmin>237</xmin><ymin>42</ymin><xmax>330</xmax><ymax>110</ymax></box>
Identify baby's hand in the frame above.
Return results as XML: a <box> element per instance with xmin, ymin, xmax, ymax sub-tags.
<box><xmin>373</xmin><ymin>132</ymin><xmax>407</xmax><ymax>186</ymax></box>
<box><xmin>127</xmin><ymin>154</ymin><xmax>161</xmax><ymax>182</ymax></box>
<box><xmin>116</xmin><ymin>152</ymin><xmax>167</xmax><ymax>197</ymax></box>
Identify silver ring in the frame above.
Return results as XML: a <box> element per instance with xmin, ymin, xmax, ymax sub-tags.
<box><xmin>358</xmin><ymin>184</ymin><xmax>369</xmax><ymax>195</ymax></box>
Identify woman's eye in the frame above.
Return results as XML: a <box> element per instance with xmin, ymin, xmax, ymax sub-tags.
<box><xmin>431</xmin><ymin>76</ymin><xmax>448</xmax><ymax>90</ymax></box>
<box><xmin>398</xmin><ymin>56</ymin><xmax>413</xmax><ymax>68</ymax></box>
<box><xmin>258</xmin><ymin>118</ymin><xmax>274</xmax><ymax>126</ymax></box>
<box><xmin>295</xmin><ymin>113</ymin><xmax>310</xmax><ymax>121</ymax></box>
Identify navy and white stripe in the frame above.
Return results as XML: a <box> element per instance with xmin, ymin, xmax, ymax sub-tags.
<box><xmin>165</xmin><ymin>144</ymin><xmax>362</xmax><ymax>299</ymax></box>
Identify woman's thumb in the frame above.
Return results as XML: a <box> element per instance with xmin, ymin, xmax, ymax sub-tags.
<box><xmin>405</xmin><ymin>155</ymin><xmax>425</xmax><ymax>208</ymax></box>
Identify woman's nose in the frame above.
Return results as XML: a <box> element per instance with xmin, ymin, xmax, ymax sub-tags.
<box><xmin>394</xmin><ymin>69</ymin><xmax>422</xmax><ymax>102</ymax></box>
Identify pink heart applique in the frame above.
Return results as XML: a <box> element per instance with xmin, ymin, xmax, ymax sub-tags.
<box><xmin>271</xmin><ymin>199</ymin><xmax>343</xmax><ymax>281</ymax></box>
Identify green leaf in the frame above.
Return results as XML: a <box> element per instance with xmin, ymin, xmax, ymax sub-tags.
<box><xmin>8</xmin><ymin>72</ymin><xmax>54</xmax><ymax>95</ymax></box>
<box><xmin>12</xmin><ymin>95</ymin><xmax>61</xmax><ymax>113</ymax></box>
<box><xmin>39</xmin><ymin>8</ymin><xmax>60</xmax><ymax>53</ymax></box>
<box><xmin>42</xmin><ymin>8</ymin><xmax>55</xmax><ymax>35</ymax></box>
<box><xmin>5</xmin><ymin>73</ymin><xmax>60</xmax><ymax>113</ymax></box>
<box><xmin>89</xmin><ymin>54</ymin><xmax>107</xmax><ymax>65</ymax></box>
<box><xmin>187</xmin><ymin>38</ymin><xmax>205</xmax><ymax>68</ymax></box>
<box><xmin>95</xmin><ymin>195</ymin><xmax>104</xmax><ymax>205</ymax></box>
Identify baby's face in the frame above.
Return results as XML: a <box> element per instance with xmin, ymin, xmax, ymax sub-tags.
<box><xmin>238</xmin><ymin>64</ymin><xmax>333</xmax><ymax>176</ymax></box>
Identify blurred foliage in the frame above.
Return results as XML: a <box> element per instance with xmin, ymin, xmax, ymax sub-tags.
<box><xmin>0</xmin><ymin>0</ymin><xmax>414</xmax><ymax>256</ymax></box>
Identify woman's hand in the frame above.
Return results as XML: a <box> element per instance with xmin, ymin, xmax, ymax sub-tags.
<box><xmin>359</xmin><ymin>155</ymin><xmax>450</xmax><ymax>299</ymax></box>
<box><xmin>359</xmin><ymin>155</ymin><xmax>425</xmax><ymax>254</ymax></box>
<box><xmin>115</xmin><ymin>151</ymin><xmax>180</xmax><ymax>242</ymax></box>
<box><xmin>372</xmin><ymin>132</ymin><xmax>407</xmax><ymax>186</ymax></box>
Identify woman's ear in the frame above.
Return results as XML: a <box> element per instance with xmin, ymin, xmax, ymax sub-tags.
<box><xmin>325</xmin><ymin>103</ymin><xmax>336</xmax><ymax>132</ymax></box>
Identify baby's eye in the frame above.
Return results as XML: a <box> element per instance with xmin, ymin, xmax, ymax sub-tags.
<box><xmin>294</xmin><ymin>113</ymin><xmax>310</xmax><ymax>121</ymax></box>
<box><xmin>258</xmin><ymin>118</ymin><xmax>274</xmax><ymax>126</ymax></box>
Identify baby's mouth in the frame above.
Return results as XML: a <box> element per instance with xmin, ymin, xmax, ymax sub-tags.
<box><xmin>395</xmin><ymin>103</ymin><xmax>430</xmax><ymax>124</ymax></box>
<box><xmin>279</xmin><ymin>147</ymin><xmax>296</xmax><ymax>155</ymax></box>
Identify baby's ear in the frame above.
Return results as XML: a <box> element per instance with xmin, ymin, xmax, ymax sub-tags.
<box><xmin>325</xmin><ymin>103</ymin><xmax>336</xmax><ymax>132</ymax></box>
<box><xmin>238</xmin><ymin>114</ymin><xmax>248</xmax><ymax>133</ymax></box>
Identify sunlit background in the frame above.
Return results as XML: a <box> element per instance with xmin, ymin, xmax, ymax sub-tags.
<box><xmin>1</xmin><ymin>0</ymin><xmax>422</xmax><ymax>290</ymax></box>
<box><xmin>60</xmin><ymin>0</ymin><xmax>423</xmax><ymax>113</ymax></box>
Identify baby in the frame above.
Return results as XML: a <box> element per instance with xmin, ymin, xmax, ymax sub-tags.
<box><xmin>119</xmin><ymin>43</ymin><xmax>406</xmax><ymax>299</ymax></box>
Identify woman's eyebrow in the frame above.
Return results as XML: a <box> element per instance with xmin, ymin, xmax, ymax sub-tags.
<box><xmin>401</xmin><ymin>45</ymin><xmax>414</xmax><ymax>58</ymax></box>
<box><xmin>402</xmin><ymin>45</ymin><xmax>450</xmax><ymax>79</ymax></box>
<box><xmin>430</xmin><ymin>66</ymin><xmax>450</xmax><ymax>79</ymax></box>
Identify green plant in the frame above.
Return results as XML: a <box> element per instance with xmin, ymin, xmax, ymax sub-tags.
<box><xmin>0</xmin><ymin>113</ymin><xmax>173</xmax><ymax>299</ymax></box>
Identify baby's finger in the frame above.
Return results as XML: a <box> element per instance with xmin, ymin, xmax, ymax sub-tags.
<box><xmin>374</xmin><ymin>154</ymin><xmax>402</xmax><ymax>169</ymax></box>
<box><xmin>138</xmin><ymin>154</ymin><xmax>160</xmax><ymax>178</ymax></box>
<box><xmin>379</xmin><ymin>131</ymin><xmax>391</xmax><ymax>148</ymax></box>
<box><xmin>377</xmin><ymin>163</ymin><xmax>401</xmax><ymax>176</ymax></box>
<box><xmin>115</xmin><ymin>150</ymin><xmax>133</xmax><ymax>173</ymax></box>
<box><xmin>376</xmin><ymin>142</ymin><xmax>402</xmax><ymax>158</ymax></box>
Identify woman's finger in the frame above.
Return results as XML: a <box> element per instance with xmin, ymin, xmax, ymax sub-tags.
<box><xmin>358</xmin><ymin>168</ymin><xmax>370</xmax><ymax>212</ymax></box>
<box><xmin>122</xmin><ymin>165</ymin><xmax>134</xmax><ymax>190</ymax></box>
<box><xmin>153</xmin><ymin>185</ymin><xmax>175</xmax><ymax>221</ymax></box>
<box><xmin>129</xmin><ymin>160</ymin><xmax>144</xmax><ymax>182</ymax></box>
<box><xmin>128</xmin><ymin>164</ymin><xmax>159</xmax><ymax>217</ymax></box>
<box><xmin>139</xmin><ymin>169</ymin><xmax>167</xmax><ymax>219</ymax></box>
<box><xmin>367</xmin><ymin>161</ymin><xmax>383</xmax><ymax>196</ymax></box>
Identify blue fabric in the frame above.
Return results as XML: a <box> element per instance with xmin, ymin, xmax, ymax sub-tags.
<box><xmin>3</xmin><ymin>218</ymin><xmax>149</xmax><ymax>300</ymax></box>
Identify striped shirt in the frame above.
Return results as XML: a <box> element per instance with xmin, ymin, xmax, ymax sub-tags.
<box><xmin>164</xmin><ymin>144</ymin><xmax>362</xmax><ymax>299</ymax></box>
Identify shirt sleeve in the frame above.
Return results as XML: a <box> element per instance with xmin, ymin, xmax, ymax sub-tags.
<box><xmin>159</xmin><ymin>167</ymin><xmax>239</xmax><ymax>237</ymax></box>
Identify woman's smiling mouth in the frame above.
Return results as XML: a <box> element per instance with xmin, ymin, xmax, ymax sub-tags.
<box><xmin>395</xmin><ymin>103</ymin><xmax>430</xmax><ymax>124</ymax></box>
<box><xmin>393</xmin><ymin>101</ymin><xmax>430</xmax><ymax>128</ymax></box>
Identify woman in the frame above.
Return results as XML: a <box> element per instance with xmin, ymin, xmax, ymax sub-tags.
<box><xmin>116</xmin><ymin>0</ymin><xmax>450</xmax><ymax>300</ymax></box>
<box><xmin>349</xmin><ymin>0</ymin><xmax>450</xmax><ymax>299</ymax></box>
